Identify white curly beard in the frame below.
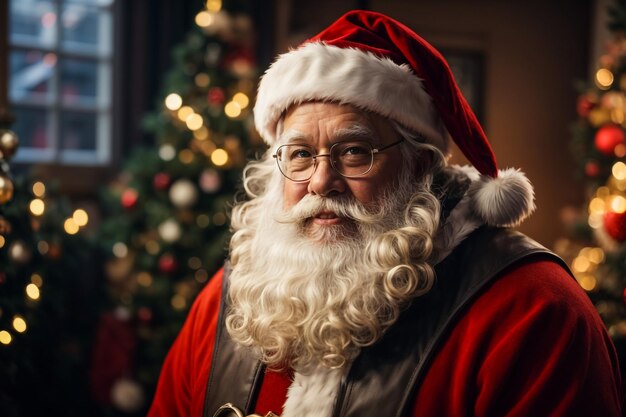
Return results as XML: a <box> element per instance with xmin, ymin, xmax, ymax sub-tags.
<box><xmin>225</xmin><ymin>158</ymin><xmax>441</xmax><ymax>371</ymax></box>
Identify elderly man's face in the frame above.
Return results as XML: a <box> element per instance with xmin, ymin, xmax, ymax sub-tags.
<box><xmin>280</xmin><ymin>102</ymin><xmax>405</xmax><ymax>223</ymax></box>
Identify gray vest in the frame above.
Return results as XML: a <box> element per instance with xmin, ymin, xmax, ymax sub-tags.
<box><xmin>203</xmin><ymin>227</ymin><xmax>569</xmax><ymax>417</ymax></box>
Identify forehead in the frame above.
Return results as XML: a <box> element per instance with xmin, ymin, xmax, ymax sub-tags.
<box><xmin>280</xmin><ymin>102</ymin><xmax>392</xmax><ymax>144</ymax></box>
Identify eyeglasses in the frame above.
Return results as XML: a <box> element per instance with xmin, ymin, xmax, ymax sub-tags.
<box><xmin>272</xmin><ymin>138</ymin><xmax>404</xmax><ymax>182</ymax></box>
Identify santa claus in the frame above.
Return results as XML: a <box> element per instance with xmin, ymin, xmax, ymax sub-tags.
<box><xmin>148</xmin><ymin>10</ymin><xmax>622</xmax><ymax>417</ymax></box>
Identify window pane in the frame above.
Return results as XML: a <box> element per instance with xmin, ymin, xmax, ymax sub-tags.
<box><xmin>10</xmin><ymin>50</ymin><xmax>57</xmax><ymax>102</ymax></box>
<box><xmin>13</xmin><ymin>107</ymin><xmax>51</xmax><ymax>149</ymax></box>
<box><xmin>65</xmin><ymin>0</ymin><xmax>114</xmax><ymax>6</ymax></box>
<box><xmin>61</xmin><ymin>4</ymin><xmax>112</xmax><ymax>55</ymax></box>
<box><xmin>61</xmin><ymin>58</ymin><xmax>98</xmax><ymax>106</ymax></box>
<box><xmin>61</xmin><ymin>111</ymin><xmax>97</xmax><ymax>151</ymax></box>
<box><xmin>9</xmin><ymin>0</ymin><xmax>57</xmax><ymax>48</ymax></box>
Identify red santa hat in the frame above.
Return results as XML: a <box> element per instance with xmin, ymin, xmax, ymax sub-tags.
<box><xmin>253</xmin><ymin>10</ymin><xmax>535</xmax><ymax>227</ymax></box>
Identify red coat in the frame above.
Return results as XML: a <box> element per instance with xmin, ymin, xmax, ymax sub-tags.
<box><xmin>148</xmin><ymin>260</ymin><xmax>622</xmax><ymax>416</ymax></box>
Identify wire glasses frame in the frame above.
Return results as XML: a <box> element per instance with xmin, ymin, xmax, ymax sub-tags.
<box><xmin>272</xmin><ymin>138</ymin><xmax>405</xmax><ymax>182</ymax></box>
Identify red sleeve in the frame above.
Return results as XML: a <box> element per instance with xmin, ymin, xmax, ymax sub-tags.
<box><xmin>413</xmin><ymin>260</ymin><xmax>622</xmax><ymax>417</ymax></box>
<box><xmin>147</xmin><ymin>269</ymin><xmax>224</xmax><ymax>417</ymax></box>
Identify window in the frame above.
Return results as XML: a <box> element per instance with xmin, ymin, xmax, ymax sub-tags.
<box><xmin>9</xmin><ymin>0</ymin><xmax>114</xmax><ymax>165</ymax></box>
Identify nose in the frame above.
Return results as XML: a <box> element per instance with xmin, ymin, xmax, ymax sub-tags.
<box><xmin>307</xmin><ymin>155</ymin><xmax>346</xmax><ymax>197</ymax></box>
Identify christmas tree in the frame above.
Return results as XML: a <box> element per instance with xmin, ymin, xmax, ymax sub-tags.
<box><xmin>0</xmin><ymin>127</ymin><xmax>98</xmax><ymax>416</ymax></box>
<box><xmin>560</xmin><ymin>0</ymin><xmax>626</xmax><ymax>367</ymax></box>
<box><xmin>93</xmin><ymin>1</ymin><xmax>261</xmax><ymax>414</ymax></box>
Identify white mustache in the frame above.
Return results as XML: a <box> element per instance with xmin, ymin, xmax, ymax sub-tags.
<box><xmin>273</xmin><ymin>194</ymin><xmax>382</xmax><ymax>225</ymax></box>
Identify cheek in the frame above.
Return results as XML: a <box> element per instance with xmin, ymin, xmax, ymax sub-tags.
<box><xmin>348</xmin><ymin>181</ymin><xmax>383</xmax><ymax>205</ymax></box>
<box><xmin>351</xmin><ymin>161</ymin><xmax>404</xmax><ymax>205</ymax></box>
<box><xmin>283</xmin><ymin>182</ymin><xmax>308</xmax><ymax>209</ymax></box>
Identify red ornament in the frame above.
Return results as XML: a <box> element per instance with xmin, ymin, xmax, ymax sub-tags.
<box><xmin>0</xmin><ymin>272</ymin><xmax>5</xmax><ymax>284</ymax></box>
<box><xmin>623</xmin><ymin>287</ymin><xmax>626</xmax><ymax>306</ymax></box>
<box><xmin>121</xmin><ymin>188</ymin><xmax>139</xmax><ymax>209</ymax></box>
<box><xmin>595</xmin><ymin>124</ymin><xmax>625</xmax><ymax>155</ymax></box>
<box><xmin>577</xmin><ymin>95</ymin><xmax>596</xmax><ymax>118</ymax></box>
<box><xmin>158</xmin><ymin>253</ymin><xmax>178</xmax><ymax>274</ymax></box>
<box><xmin>153</xmin><ymin>173</ymin><xmax>171</xmax><ymax>191</ymax></box>
<box><xmin>585</xmin><ymin>161</ymin><xmax>600</xmax><ymax>177</ymax></box>
<box><xmin>207</xmin><ymin>87</ymin><xmax>225</xmax><ymax>105</ymax></box>
<box><xmin>604</xmin><ymin>211</ymin><xmax>626</xmax><ymax>242</ymax></box>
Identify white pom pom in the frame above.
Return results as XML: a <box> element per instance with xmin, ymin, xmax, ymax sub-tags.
<box><xmin>469</xmin><ymin>168</ymin><xmax>536</xmax><ymax>227</ymax></box>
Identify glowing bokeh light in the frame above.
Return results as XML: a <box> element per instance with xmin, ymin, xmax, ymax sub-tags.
<box><xmin>26</xmin><ymin>284</ymin><xmax>40</xmax><ymax>300</ymax></box>
<box><xmin>73</xmin><ymin>209</ymin><xmax>89</xmax><ymax>226</ymax></box>
<box><xmin>589</xmin><ymin>197</ymin><xmax>606</xmax><ymax>214</ymax></box>
<box><xmin>610</xmin><ymin>195</ymin><xmax>626</xmax><ymax>213</ymax></box>
<box><xmin>64</xmin><ymin>218</ymin><xmax>79</xmax><ymax>235</ymax></box>
<box><xmin>206</xmin><ymin>0</ymin><xmax>222</xmax><ymax>12</ymax></box>
<box><xmin>211</xmin><ymin>148</ymin><xmax>229</xmax><ymax>166</ymax></box>
<box><xmin>32</xmin><ymin>182</ymin><xmax>46</xmax><ymax>197</ymax></box>
<box><xmin>195</xmin><ymin>11</ymin><xmax>214</xmax><ymax>27</ymax></box>
<box><xmin>29</xmin><ymin>199</ymin><xmax>45</xmax><ymax>216</ymax></box>
<box><xmin>165</xmin><ymin>93</ymin><xmax>183</xmax><ymax>111</ymax></box>
<box><xmin>112</xmin><ymin>242</ymin><xmax>128</xmax><ymax>258</ymax></box>
<box><xmin>613</xmin><ymin>162</ymin><xmax>626</xmax><ymax>180</ymax></box>
<box><xmin>12</xmin><ymin>316</ymin><xmax>27</xmax><ymax>333</ymax></box>
<box><xmin>224</xmin><ymin>101</ymin><xmax>242</xmax><ymax>118</ymax></box>
<box><xmin>572</xmin><ymin>256</ymin><xmax>591</xmax><ymax>273</ymax></box>
<box><xmin>233</xmin><ymin>92</ymin><xmax>250</xmax><ymax>109</ymax></box>
<box><xmin>186</xmin><ymin>113</ymin><xmax>204</xmax><ymax>130</ymax></box>
<box><xmin>0</xmin><ymin>331</ymin><xmax>12</xmax><ymax>345</ymax></box>
<box><xmin>578</xmin><ymin>274</ymin><xmax>597</xmax><ymax>292</ymax></box>
<box><xmin>588</xmin><ymin>248</ymin><xmax>605</xmax><ymax>264</ymax></box>
<box><xmin>596</xmin><ymin>68</ymin><xmax>614</xmax><ymax>89</ymax></box>
<box><xmin>177</xmin><ymin>106</ymin><xmax>194</xmax><ymax>121</ymax></box>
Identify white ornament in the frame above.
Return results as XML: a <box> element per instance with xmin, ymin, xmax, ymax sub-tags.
<box><xmin>111</xmin><ymin>377</ymin><xmax>145</xmax><ymax>413</ymax></box>
<box><xmin>158</xmin><ymin>219</ymin><xmax>182</xmax><ymax>243</ymax></box>
<box><xmin>159</xmin><ymin>144</ymin><xmax>176</xmax><ymax>161</ymax></box>
<box><xmin>169</xmin><ymin>179</ymin><xmax>198</xmax><ymax>208</ymax></box>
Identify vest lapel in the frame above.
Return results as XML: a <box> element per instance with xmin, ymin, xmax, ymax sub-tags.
<box><xmin>203</xmin><ymin>263</ymin><xmax>266</xmax><ymax>417</ymax></box>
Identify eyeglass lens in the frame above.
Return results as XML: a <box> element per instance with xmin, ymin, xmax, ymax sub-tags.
<box><xmin>276</xmin><ymin>141</ymin><xmax>374</xmax><ymax>181</ymax></box>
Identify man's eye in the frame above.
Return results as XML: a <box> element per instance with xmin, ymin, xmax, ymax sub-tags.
<box><xmin>291</xmin><ymin>149</ymin><xmax>312</xmax><ymax>159</ymax></box>
<box><xmin>342</xmin><ymin>145</ymin><xmax>368</xmax><ymax>156</ymax></box>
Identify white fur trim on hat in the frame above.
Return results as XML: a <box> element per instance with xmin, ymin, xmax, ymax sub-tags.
<box><xmin>254</xmin><ymin>42</ymin><xmax>447</xmax><ymax>149</ymax></box>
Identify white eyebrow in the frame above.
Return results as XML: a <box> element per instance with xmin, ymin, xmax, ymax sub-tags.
<box><xmin>277</xmin><ymin>129</ymin><xmax>311</xmax><ymax>145</ymax></box>
<box><xmin>277</xmin><ymin>124</ymin><xmax>377</xmax><ymax>145</ymax></box>
<box><xmin>331</xmin><ymin>125</ymin><xmax>376</xmax><ymax>142</ymax></box>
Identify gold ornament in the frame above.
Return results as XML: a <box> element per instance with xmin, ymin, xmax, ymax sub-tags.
<box><xmin>0</xmin><ymin>173</ymin><xmax>14</xmax><ymax>204</ymax></box>
<box><xmin>0</xmin><ymin>130</ymin><xmax>19</xmax><ymax>160</ymax></box>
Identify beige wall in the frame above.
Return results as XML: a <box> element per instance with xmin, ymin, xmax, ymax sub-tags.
<box><xmin>276</xmin><ymin>0</ymin><xmax>592</xmax><ymax>247</ymax></box>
